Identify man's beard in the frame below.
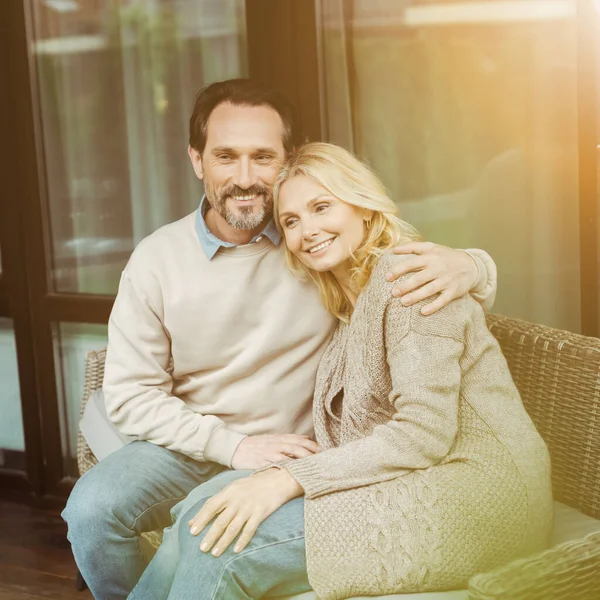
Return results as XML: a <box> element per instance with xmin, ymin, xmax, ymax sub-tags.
<box><xmin>204</xmin><ymin>181</ymin><xmax>273</xmax><ymax>231</ymax></box>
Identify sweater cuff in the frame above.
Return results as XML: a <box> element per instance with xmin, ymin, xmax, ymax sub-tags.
<box><xmin>203</xmin><ymin>426</ymin><xmax>247</xmax><ymax>468</ymax></box>
<box><xmin>283</xmin><ymin>455</ymin><xmax>333</xmax><ymax>499</ymax></box>
<box><xmin>460</xmin><ymin>249</ymin><xmax>486</xmax><ymax>293</ymax></box>
<box><xmin>462</xmin><ymin>248</ymin><xmax>497</xmax><ymax>313</ymax></box>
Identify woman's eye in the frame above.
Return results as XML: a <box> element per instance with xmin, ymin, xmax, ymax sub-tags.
<box><xmin>284</xmin><ymin>218</ymin><xmax>298</xmax><ymax>228</ymax></box>
<box><xmin>315</xmin><ymin>203</ymin><xmax>329</xmax><ymax>213</ymax></box>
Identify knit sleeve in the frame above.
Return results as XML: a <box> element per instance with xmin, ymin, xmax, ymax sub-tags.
<box><xmin>284</xmin><ymin>295</ymin><xmax>465</xmax><ymax>499</ymax></box>
<box><xmin>103</xmin><ymin>269</ymin><xmax>246</xmax><ymax>467</ymax></box>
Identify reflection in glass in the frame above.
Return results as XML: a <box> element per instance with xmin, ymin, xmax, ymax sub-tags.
<box><xmin>318</xmin><ymin>0</ymin><xmax>580</xmax><ymax>332</ymax></box>
<box><xmin>0</xmin><ymin>319</ymin><xmax>25</xmax><ymax>469</ymax></box>
<box><xmin>53</xmin><ymin>322</ymin><xmax>108</xmax><ymax>476</ymax></box>
<box><xmin>30</xmin><ymin>0</ymin><xmax>248</xmax><ymax>294</ymax></box>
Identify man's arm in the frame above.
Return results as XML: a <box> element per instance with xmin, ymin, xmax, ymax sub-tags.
<box><xmin>388</xmin><ymin>242</ymin><xmax>497</xmax><ymax>315</ymax></box>
<box><xmin>104</xmin><ymin>268</ymin><xmax>317</xmax><ymax>469</ymax></box>
<box><xmin>103</xmin><ymin>269</ymin><xmax>246</xmax><ymax>467</ymax></box>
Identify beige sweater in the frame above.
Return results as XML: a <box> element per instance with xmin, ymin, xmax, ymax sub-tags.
<box><xmin>104</xmin><ymin>210</ymin><xmax>497</xmax><ymax>468</ymax></box>
<box><xmin>285</xmin><ymin>253</ymin><xmax>553</xmax><ymax>599</ymax></box>
<box><xmin>103</xmin><ymin>213</ymin><xmax>335</xmax><ymax>466</ymax></box>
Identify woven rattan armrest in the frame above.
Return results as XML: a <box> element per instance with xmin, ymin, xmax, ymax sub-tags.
<box><xmin>468</xmin><ymin>530</ymin><xmax>600</xmax><ymax>600</ymax></box>
<box><xmin>486</xmin><ymin>314</ymin><xmax>600</xmax><ymax>520</ymax></box>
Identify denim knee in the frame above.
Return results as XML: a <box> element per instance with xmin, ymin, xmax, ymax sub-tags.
<box><xmin>62</xmin><ymin>469</ymin><xmax>127</xmax><ymax>538</ymax></box>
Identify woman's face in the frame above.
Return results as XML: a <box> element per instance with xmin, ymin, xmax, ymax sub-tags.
<box><xmin>278</xmin><ymin>174</ymin><xmax>369</xmax><ymax>274</ymax></box>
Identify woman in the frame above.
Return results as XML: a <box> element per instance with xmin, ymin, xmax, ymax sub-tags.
<box><xmin>129</xmin><ymin>143</ymin><xmax>552</xmax><ymax>600</ymax></box>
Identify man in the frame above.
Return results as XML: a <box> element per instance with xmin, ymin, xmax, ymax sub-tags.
<box><xmin>62</xmin><ymin>79</ymin><xmax>496</xmax><ymax>600</ymax></box>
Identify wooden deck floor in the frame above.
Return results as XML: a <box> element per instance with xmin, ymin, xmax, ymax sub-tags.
<box><xmin>0</xmin><ymin>499</ymin><xmax>93</xmax><ymax>600</ymax></box>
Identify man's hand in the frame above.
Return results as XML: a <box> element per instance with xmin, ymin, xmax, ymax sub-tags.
<box><xmin>388</xmin><ymin>242</ymin><xmax>480</xmax><ymax>315</ymax></box>
<box><xmin>231</xmin><ymin>434</ymin><xmax>318</xmax><ymax>470</ymax></box>
<box><xmin>189</xmin><ymin>469</ymin><xmax>304</xmax><ymax>556</ymax></box>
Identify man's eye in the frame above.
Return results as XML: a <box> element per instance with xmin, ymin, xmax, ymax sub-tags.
<box><xmin>256</xmin><ymin>155</ymin><xmax>272</xmax><ymax>162</ymax></box>
<box><xmin>218</xmin><ymin>155</ymin><xmax>232</xmax><ymax>161</ymax></box>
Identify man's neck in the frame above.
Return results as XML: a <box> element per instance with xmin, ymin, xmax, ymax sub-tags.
<box><xmin>205</xmin><ymin>206</ymin><xmax>266</xmax><ymax>245</ymax></box>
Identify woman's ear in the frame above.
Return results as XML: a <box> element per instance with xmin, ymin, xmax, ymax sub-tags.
<box><xmin>188</xmin><ymin>145</ymin><xmax>204</xmax><ymax>180</ymax></box>
<box><xmin>363</xmin><ymin>209</ymin><xmax>374</xmax><ymax>224</ymax></box>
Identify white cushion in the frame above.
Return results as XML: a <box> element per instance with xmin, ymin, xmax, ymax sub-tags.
<box><xmin>285</xmin><ymin>592</ymin><xmax>467</xmax><ymax>600</ymax></box>
<box><xmin>80</xmin><ymin>389</ymin><xmax>134</xmax><ymax>461</ymax></box>
<box><xmin>551</xmin><ymin>501</ymin><xmax>600</xmax><ymax>545</ymax></box>
<box><xmin>282</xmin><ymin>502</ymin><xmax>600</xmax><ymax>600</ymax></box>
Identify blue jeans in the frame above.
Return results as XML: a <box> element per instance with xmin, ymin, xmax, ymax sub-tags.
<box><xmin>128</xmin><ymin>469</ymin><xmax>310</xmax><ymax>600</ymax></box>
<box><xmin>62</xmin><ymin>441</ymin><xmax>226</xmax><ymax>600</ymax></box>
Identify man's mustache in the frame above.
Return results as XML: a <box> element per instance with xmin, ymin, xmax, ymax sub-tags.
<box><xmin>220</xmin><ymin>184</ymin><xmax>270</xmax><ymax>199</ymax></box>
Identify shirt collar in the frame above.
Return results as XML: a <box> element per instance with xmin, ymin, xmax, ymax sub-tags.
<box><xmin>195</xmin><ymin>195</ymin><xmax>281</xmax><ymax>260</ymax></box>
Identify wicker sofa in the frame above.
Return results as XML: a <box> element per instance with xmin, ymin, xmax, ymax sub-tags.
<box><xmin>77</xmin><ymin>314</ymin><xmax>600</xmax><ymax>599</ymax></box>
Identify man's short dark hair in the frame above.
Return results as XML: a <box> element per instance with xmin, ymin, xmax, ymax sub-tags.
<box><xmin>189</xmin><ymin>79</ymin><xmax>302</xmax><ymax>154</ymax></box>
<box><xmin>189</xmin><ymin>79</ymin><xmax>302</xmax><ymax>155</ymax></box>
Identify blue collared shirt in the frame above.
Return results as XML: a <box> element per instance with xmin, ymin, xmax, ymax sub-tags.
<box><xmin>195</xmin><ymin>196</ymin><xmax>281</xmax><ymax>260</ymax></box>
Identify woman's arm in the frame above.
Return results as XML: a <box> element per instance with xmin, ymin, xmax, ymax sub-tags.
<box><xmin>284</xmin><ymin>296</ymin><xmax>467</xmax><ymax>499</ymax></box>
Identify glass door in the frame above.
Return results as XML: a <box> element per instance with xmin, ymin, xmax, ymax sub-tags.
<box><xmin>0</xmin><ymin>0</ymin><xmax>251</xmax><ymax>497</ymax></box>
<box><xmin>315</xmin><ymin>0</ymin><xmax>598</xmax><ymax>336</ymax></box>
<box><xmin>0</xmin><ymin>0</ymin><xmax>323</xmax><ymax>499</ymax></box>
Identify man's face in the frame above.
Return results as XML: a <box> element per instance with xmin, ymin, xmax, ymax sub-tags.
<box><xmin>188</xmin><ymin>102</ymin><xmax>286</xmax><ymax>232</ymax></box>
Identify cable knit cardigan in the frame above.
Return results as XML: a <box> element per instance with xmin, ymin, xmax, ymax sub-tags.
<box><xmin>284</xmin><ymin>253</ymin><xmax>553</xmax><ymax>600</ymax></box>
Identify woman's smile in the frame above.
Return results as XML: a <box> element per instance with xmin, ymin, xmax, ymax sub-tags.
<box><xmin>305</xmin><ymin>236</ymin><xmax>336</xmax><ymax>256</ymax></box>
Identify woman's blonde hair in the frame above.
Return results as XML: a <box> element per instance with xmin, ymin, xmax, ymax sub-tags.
<box><xmin>273</xmin><ymin>142</ymin><xmax>421</xmax><ymax>322</ymax></box>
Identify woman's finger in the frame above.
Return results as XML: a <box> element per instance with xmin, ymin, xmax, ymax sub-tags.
<box><xmin>234</xmin><ymin>516</ymin><xmax>263</xmax><ymax>554</ymax></box>
<box><xmin>199</xmin><ymin>506</ymin><xmax>237</xmax><ymax>552</ymax></box>
<box><xmin>188</xmin><ymin>494</ymin><xmax>227</xmax><ymax>536</ymax></box>
<box><xmin>210</xmin><ymin>515</ymin><xmax>249</xmax><ymax>557</ymax></box>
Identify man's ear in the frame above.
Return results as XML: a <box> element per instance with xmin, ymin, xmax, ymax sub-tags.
<box><xmin>188</xmin><ymin>145</ymin><xmax>204</xmax><ymax>180</ymax></box>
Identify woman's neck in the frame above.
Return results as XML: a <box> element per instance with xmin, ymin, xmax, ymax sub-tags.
<box><xmin>332</xmin><ymin>262</ymin><xmax>358</xmax><ymax>308</ymax></box>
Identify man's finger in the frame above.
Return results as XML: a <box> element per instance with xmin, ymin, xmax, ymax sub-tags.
<box><xmin>293</xmin><ymin>438</ymin><xmax>319</xmax><ymax>453</ymax></box>
<box><xmin>280</xmin><ymin>444</ymin><xmax>314</xmax><ymax>459</ymax></box>
<box><xmin>276</xmin><ymin>435</ymin><xmax>318</xmax><ymax>453</ymax></box>
<box><xmin>385</xmin><ymin>256</ymin><xmax>426</xmax><ymax>281</ymax></box>
<box><xmin>210</xmin><ymin>515</ymin><xmax>248</xmax><ymax>557</ymax></box>
<box><xmin>268</xmin><ymin>452</ymin><xmax>292</xmax><ymax>464</ymax></box>
<box><xmin>281</xmin><ymin>434</ymin><xmax>315</xmax><ymax>443</ymax></box>
<box><xmin>420</xmin><ymin>290</ymin><xmax>453</xmax><ymax>316</ymax></box>
<box><xmin>399</xmin><ymin>280</ymin><xmax>444</xmax><ymax>307</ymax></box>
<box><xmin>392</xmin><ymin>270</ymin><xmax>434</xmax><ymax>297</ymax></box>
<box><xmin>391</xmin><ymin>241</ymin><xmax>433</xmax><ymax>256</ymax></box>
<box><xmin>234</xmin><ymin>517</ymin><xmax>262</xmax><ymax>554</ymax></box>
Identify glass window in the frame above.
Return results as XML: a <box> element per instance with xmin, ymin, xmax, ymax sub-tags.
<box><xmin>53</xmin><ymin>322</ymin><xmax>108</xmax><ymax>476</ymax></box>
<box><xmin>30</xmin><ymin>0</ymin><xmax>248</xmax><ymax>295</ymax></box>
<box><xmin>317</xmin><ymin>0</ymin><xmax>580</xmax><ymax>332</ymax></box>
<box><xmin>0</xmin><ymin>319</ymin><xmax>25</xmax><ymax>466</ymax></box>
